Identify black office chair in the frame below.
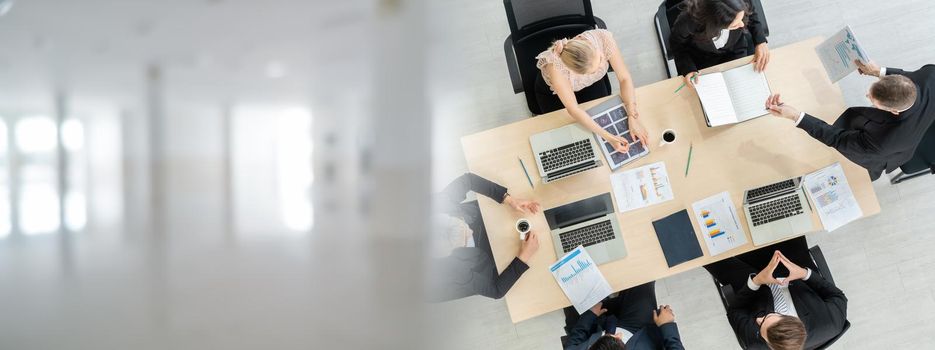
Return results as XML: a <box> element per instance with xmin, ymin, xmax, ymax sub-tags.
<box><xmin>653</xmin><ymin>0</ymin><xmax>771</xmax><ymax>79</ymax></box>
<box><xmin>890</xmin><ymin>122</ymin><xmax>935</xmax><ymax>184</ymax></box>
<box><xmin>711</xmin><ymin>245</ymin><xmax>850</xmax><ymax>350</ymax></box>
<box><xmin>503</xmin><ymin>0</ymin><xmax>611</xmax><ymax>115</ymax></box>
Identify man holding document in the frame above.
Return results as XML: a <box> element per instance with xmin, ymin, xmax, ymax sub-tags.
<box><xmin>766</xmin><ymin>60</ymin><xmax>935</xmax><ymax>180</ymax></box>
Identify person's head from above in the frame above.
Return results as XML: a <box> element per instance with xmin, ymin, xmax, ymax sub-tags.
<box><xmin>758</xmin><ymin>313</ymin><xmax>806</xmax><ymax>350</ymax></box>
<box><xmin>589</xmin><ymin>334</ymin><xmax>626</xmax><ymax>350</ymax></box>
<box><xmin>430</xmin><ymin>214</ymin><xmax>473</xmax><ymax>258</ymax></box>
<box><xmin>555</xmin><ymin>38</ymin><xmax>602</xmax><ymax>75</ymax></box>
<box><xmin>685</xmin><ymin>0</ymin><xmax>749</xmax><ymax>38</ymax></box>
<box><xmin>868</xmin><ymin>75</ymin><xmax>917</xmax><ymax>115</ymax></box>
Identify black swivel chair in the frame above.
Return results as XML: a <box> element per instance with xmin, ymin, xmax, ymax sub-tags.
<box><xmin>890</xmin><ymin>122</ymin><xmax>935</xmax><ymax>184</ymax></box>
<box><xmin>711</xmin><ymin>245</ymin><xmax>851</xmax><ymax>350</ymax></box>
<box><xmin>503</xmin><ymin>0</ymin><xmax>612</xmax><ymax>115</ymax></box>
<box><xmin>654</xmin><ymin>0</ymin><xmax>771</xmax><ymax>79</ymax></box>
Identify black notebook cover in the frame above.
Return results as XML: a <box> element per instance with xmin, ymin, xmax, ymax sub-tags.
<box><xmin>652</xmin><ymin>209</ymin><xmax>704</xmax><ymax>268</ymax></box>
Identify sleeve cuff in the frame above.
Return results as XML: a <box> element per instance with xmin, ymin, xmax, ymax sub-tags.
<box><xmin>747</xmin><ymin>274</ymin><xmax>762</xmax><ymax>291</ymax></box>
<box><xmin>793</xmin><ymin>112</ymin><xmax>806</xmax><ymax>126</ymax></box>
<box><xmin>880</xmin><ymin>67</ymin><xmax>887</xmax><ymax>77</ymax></box>
<box><xmin>804</xmin><ymin>268</ymin><xmax>812</xmax><ymax>281</ymax></box>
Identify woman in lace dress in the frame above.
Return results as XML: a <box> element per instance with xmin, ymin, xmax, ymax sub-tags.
<box><xmin>535</xmin><ymin>29</ymin><xmax>648</xmax><ymax>152</ymax></box>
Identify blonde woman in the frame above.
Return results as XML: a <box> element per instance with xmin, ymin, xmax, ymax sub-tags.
<box><xmin>535</xmin><ymin>29</ymin><xmax>649</xmax><ymax>152</ymax></box>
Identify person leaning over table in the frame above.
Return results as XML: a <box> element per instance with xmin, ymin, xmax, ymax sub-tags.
<box><xmin>765</xmin><ymin>60</ymin><xmax>935</xmax><ymax>181</ymax></box>
<box><xmin>702</xmin><ymin>237</ymin><xmax>847</xmax><ymax>350</ymax></box>
<box><xmin>563</xmin><ymin>282</ymin><xmax>685</xmax><ymax>350</ymax></box>
<box><xmin>426</xmin><ymin>172</ymin><xmax>542</xmax><ymax>302</ymax></box>
<box><xmin>535</xmin><ymin>28</ymin><xmax>650</xmax><ymax>153</ymax></box>
<box><xmin>670</xmin><ymin>0</ymin><xmax>771</xmax><ymax>89</ymax></box>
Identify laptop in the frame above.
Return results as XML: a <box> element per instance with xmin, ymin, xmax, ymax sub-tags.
<box><xmin>586</xmin><ymin>96</ymin><xmax>650</xmax><ymax>170</ymax></box>
<box><xmin>742</xmin><ymin>177</ymin><xmax>814</xmax><ymax>246</ymax></box>
<box><xmin>544</xmin><ymin>193</ymin><xmax>627</xmax><ymax>265</ymax></box>
<box><xmin>530</xmin><ymin>124</ymin><xmax>603</xmax><ymax>183</ymax></box>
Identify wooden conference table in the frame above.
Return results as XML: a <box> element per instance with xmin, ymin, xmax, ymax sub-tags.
<box><xmin>460</xmin><ymin>37</ymin><xmax>881</xmax><ymax>323</ymax></box>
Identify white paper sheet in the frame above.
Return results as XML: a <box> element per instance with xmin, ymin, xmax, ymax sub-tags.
<box><xmin>694</xmin><ymin>73</ymin><xmax>737</xmax><ymax>127</ymax></box>
<box><xmin>803</xmin><ymin>163</ymin><xmax>863</xmax><ymax>232</ymax></box>
<box><xmin>609</xmin><ymin>161</ymin><xmax>674</xmax><ymax>213</ymax></box>
<box><xmin>816</xmin><ymin>26</ymin><xmax>871</xmax><ymax>83</ymax></box>
<box><xmin>550</xmin><ymin>246</ymin><xmax>613</xmax><ymax>314</ymax></box>
<box><xmin>691</xmin><ymin>191</ymin><xmax>748</xmax><ymax>256</ymax></box>
<box><xmin>723</xmin><ymin>64</ymin><xmax>771</xmax><ymax>122</ymax></box>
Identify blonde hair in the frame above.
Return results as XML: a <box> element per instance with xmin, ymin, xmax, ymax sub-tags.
<box><xmin>557</xmin><ymin>39</ymin><xmax>594</xmax><ymax>74</ymax></box>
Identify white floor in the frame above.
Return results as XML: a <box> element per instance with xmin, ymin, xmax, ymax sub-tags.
<box><xmin>429</xmin><ymin>0</ymin><xmax>935</xmax><ymax>349</ymax></box>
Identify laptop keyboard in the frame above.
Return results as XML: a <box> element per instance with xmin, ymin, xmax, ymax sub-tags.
<box><xmin>559</xmin><ymin>220</ymin><xmax>615</xmax><ymax>253</ymax></box>
<box><xmin>747</xmin><ymin>179</ymin><xmax>796</xmax><ymax>201</ymax></box>
<box><xmin>749</xmin><ymin>195</ymin><xmax>805</xmax><ymax>227</ymax></box>
<box><xmin>539</xmin><ymin>139</ymin><xmax>595</xmax><ymax>173</ymax></box>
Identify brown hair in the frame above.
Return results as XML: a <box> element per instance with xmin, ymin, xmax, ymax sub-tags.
<box><xmin>871</xmin><ymin>75</ymin><xmax>917</xmax><ymax>111</ymax></box>
<box><xmin>558</xmin><ymin>39</ymin><xmax>594</xmax><ymax>74</ymax></box>
<box><xmin>765</xmin><ymin>315</ymin><xmax>806</xmax><ymax>350</ymax></box>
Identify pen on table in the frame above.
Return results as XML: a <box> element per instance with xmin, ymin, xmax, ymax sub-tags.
<box><xmin>518</xmin><ymin>157</ymin><xmax>534</xmax><ymax>189</ymax></box>
<box><xmin>684</xmin><ymin>142</ymin><xmax>694</xmax><ymax>177</ymax></box>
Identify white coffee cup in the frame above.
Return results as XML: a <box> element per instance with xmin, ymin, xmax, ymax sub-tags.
<box><xmin>659</xmin><ymin>129</ymin><xmax>677</xmax><ymax>147</ymax></box>
<box><xmin>516</xmin><ymin>218</ymin><xmax>531</xmax><ymax>240</ymax></box>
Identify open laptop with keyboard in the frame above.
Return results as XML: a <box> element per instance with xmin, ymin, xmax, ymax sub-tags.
<box><xmin>742</xmin><ymin>177</ymin><xmax>814</xmax><ymax>246</ymax></box>
<box><xmin>544</xmin><ymin>193</ymin><xmax>627</xmax><ymax>265</ymax></box>
<box><xmin>530</xmin><ymin>124</ymin><xmax>603</xmax><ymax>184</ymax></box>
<box><xmin>586</xmin><ymin>96</ymin><xmax>650</xmax><ymax>170</ymax></box>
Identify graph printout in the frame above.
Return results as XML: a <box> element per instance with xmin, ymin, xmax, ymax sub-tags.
<box><xmin>550</xmin><ymin>246</ymin><xmax>613</xmax><ymax>314</ymax></box>
<box><xmin>691</xmin><ymin>191</ymin><xmax>747</xmax><ymax>256</ymax></box>
<box><xmin>803</xmin><ymin>163</ymin><xmax>863</xmax><ymax>232</ymax></box>
<box><xmin>609</xmin><ymin>161</ymin><xmax>674</xmax><ymax>213</ymax></box>
<box><xmin>816</xmin><ymin>26</ymin><xmax>871</xmax><ymax>82</ymax></box>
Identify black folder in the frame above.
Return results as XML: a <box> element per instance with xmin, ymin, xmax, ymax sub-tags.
<box><xmin>652</xmin><ymin>209</ymin><xmax>704</xmax><ymax>268</ymax></box>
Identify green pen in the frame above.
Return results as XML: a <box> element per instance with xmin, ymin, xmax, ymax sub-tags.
<box><xmin>674</xmin><ymin>73</ymin><xmax>698</xmax><ymax>93</ymax></box>
<box><xmin>684</xmin><ymin>142</ymin><xmax>694</xmax><ymax>177</ymax></box>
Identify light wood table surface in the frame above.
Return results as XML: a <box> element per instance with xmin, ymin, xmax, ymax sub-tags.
<box><xmin>460</xmin><ymin>37</ymin><xmax>881</xmax><ymax>323</ymax></box>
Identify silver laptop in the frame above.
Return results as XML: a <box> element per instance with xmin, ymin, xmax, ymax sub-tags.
<box><xmin>544</xmin><ymin>193</ymin><xmax>627</xmax><ymax>265</ymax></box>
<box><xmin>742</xmin><ymin>177</ymin><xmax>814</xmax><ymax>246</ymax></box>
<box><xmin>529</xmin><ymin>124</ymin><xmax>603</xmax><ymax>184</ymax></box>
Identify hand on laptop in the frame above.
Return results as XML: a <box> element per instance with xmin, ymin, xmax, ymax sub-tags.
<box><xmin>517</xmin><ymin>231</ymin><xmax>540</xmax><ymax>264</ymax></box>
<box><xmin>752</xmin><ymin>251</ymin><xmax>786</xmax><ymax>286</ymax></box>
<box><xmin>765</xmin><ymin>94</ymin><xmax>800</xmax><ymax>121</ymax></box>
<box><xmin>504</xmin><ymin>194</ymin><xmax>541</xmax><ymax>215</ymax></box>
<box><xmin>653</xmin><ymin>305</ymin><xmax>676</xmax><ymax>326</ymax></box>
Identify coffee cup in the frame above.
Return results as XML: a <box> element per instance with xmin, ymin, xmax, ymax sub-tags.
<box><xmin>516</xmin><ymin>218</ymin><xmax>531</xmax><ymax>240</ymax></box>
<box><xmin>659</xmin><ymin>129</ymin><xmax>677</xmax><ymax>147</ymax></box>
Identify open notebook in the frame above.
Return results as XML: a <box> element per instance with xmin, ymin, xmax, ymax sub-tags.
<box><xmin>695</xmin><ymin>64</ymin><xmax>772</xmax><ymax>127</ymax></box>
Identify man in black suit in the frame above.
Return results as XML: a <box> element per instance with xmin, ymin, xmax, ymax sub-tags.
<box><xmin>426</xmin><ymin>173</ymin><xmax>542</xmax><ymax>301</ymax></box>
<box><xmin>766</xmin><ymin>61</ymin><xmax>935</xmax><ymax>180</ymax></box>
<box><xmin>563</xmin><ymin>282</ymin><xmax>685</xmax><ymax>350</ymax></box>
<box><xmin>703</xmin><ymin>237</ymin><xmax>847</xmax><ymax>350</ymax></box>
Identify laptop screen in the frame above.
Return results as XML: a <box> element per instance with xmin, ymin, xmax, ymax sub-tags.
<box><xmin>545</xmin><ymin>193</ymin><xmax>614</xmax><ymax>230</ymax></box>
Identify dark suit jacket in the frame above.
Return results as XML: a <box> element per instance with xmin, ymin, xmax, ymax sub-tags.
<box><xmin>728</xmin><ymin>274</ymin><xmax>847</xmax><ymax>349</ymax></box>
<box><xmin>797</xmin><ymin>65</ymin><xmax>935</xmax><ymax>180</ymax></box>
<box><xmin>669</xmin><ymin>0</ymin><xmax>768</xmax><ymax>76</ymax></box>
<box><xmin>427</xmin><ymin>173</ymin><xmax>529</xmax><ymax>302</ymax></box>
<box><xmin>565</xmin><ymin>311</ymin><xmax>685</xmax><ymax>350</ymax></box>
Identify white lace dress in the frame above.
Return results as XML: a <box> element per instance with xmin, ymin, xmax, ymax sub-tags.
<box><xmin>535</xmin><ymin>29</ymin><xmax>617</xmax><ymax>94</ymax></box>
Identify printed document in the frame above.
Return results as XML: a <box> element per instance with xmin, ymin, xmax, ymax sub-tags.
<box><xmin>695</xmin><ymin>64</ymin><xmax>771</xmax><ymax>127</ymax></box>
<box><xmin>550</xmin><ymin>246</ymin><xmax>613</xmax><ymax>314</ymax></box>
<box><xmin>803</xmin><ymin>163</ymin><xmax>863</xmax><ymax>231</ymax></box>
<box><xmin>610</xmin><ymin>161</ymin><xmax>674</xmax><ymax>213</ymax></box>
<box><xmin>816</xmin><ymin>26</ymin><xmax>871</xmax><ymax>82</ymax></box>
<box><xmin>691</xmin><ymin>192</ymin><xmax>747</xmax><ymax>256</ymax></box>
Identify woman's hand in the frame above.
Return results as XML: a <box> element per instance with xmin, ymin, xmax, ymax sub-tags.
<box><xmin>503</xmin><ymin>194</ymin><xmax>541</xmax><ymax>215</ymax></box>
<box><xmin>683</xmin><ymin>72</ymin><xmax>699</xmax><ymax>89</ymax></box>
<box><xmin>604</xmin><ymin>133</ymin><xmax>630</xmax><ymax>153</ymax></box>
<box><xmin>753</xmin><ymin>43</ymin><xmax>770</xmax><ymax>72</ymax></box>
<box><xmin>628</xmin><ymin>116</ymin><xmax>649</xmax><ymax>145</ymax></box>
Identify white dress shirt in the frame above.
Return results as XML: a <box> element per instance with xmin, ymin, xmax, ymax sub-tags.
<box><xmin>712</xmin><ymin>29</ymin><xmax>731</xmax><ymax>49</ymax></box>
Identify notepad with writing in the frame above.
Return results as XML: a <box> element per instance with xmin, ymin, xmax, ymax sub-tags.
<box><xmin>652</xmin><ymin>209</ymin><xmax>704</xmax><ymax>268</ymax></box>
<box><xmin>695</xmin><ymin>64</ymin><xmax>772</xmax><ymax>127</ymax></box>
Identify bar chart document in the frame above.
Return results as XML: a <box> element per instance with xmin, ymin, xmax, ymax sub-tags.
<box><xmin>695</xmin><ymin>64</ymin><xmax>772</xmax><ymax>127</ymax></box>
<box><xmin>803</xmin><ymin>163</ymin><xmax>863</xmax><ymax>231</ymax></box>
<box><xmin>610</xmin><ymin>161</ymin><xmax>674</xmax><ymax>213</ymax></box>
<box><xmin>691</xmin><ymin>191</ymin><xmax>747</xmax><ymax>256</ymax></box>
<box><xmin>816</xmin><ymin>26</ymin><xmax>871</xmax><ymax>83</ymax></box>
<box><xmin>550</xmin><ymin>246</ymin><xmax>613</xmax><ymax>314</ymax></box>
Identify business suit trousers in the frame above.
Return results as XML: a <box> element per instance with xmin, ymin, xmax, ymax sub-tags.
<box><xmin>563</xmin><ymin>281</ymin><xmax>657</xmax><ymax>335</ymax></box>
<box><xmin>704</xmin><ymin>236</ymin><xmax>818</xmax><ymax>292</ymax></box>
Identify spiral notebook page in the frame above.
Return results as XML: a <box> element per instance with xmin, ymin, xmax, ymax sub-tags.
<box><xmin>723</xmin><ymin>64</ymin><xmax>772</xmax><ymax>122</ymax></box>
<box><xmin>694</xmin><ymin>73</ymin><xmax>737</xmax><ymax>127</ymax></box>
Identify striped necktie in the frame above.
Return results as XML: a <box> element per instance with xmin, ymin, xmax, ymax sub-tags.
<box><xmin>769</xmin><ymin>284</ymin><xmax>792</xmax><ymax>315</ymax></box>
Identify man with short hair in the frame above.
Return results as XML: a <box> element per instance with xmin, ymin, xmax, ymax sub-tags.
<box><xmin>766</xmin><ymin>61</ymin><xmax>935</xmax><ymax>180</ymax></box>
<box><xmin>703</xmin><ymin>237</ymin><xmax>847</xmax><ymax>349</ymax></box>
